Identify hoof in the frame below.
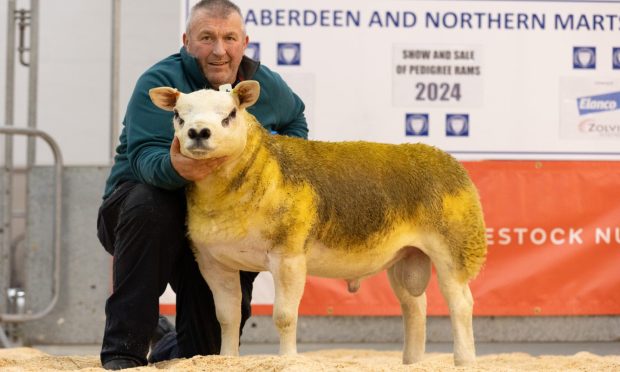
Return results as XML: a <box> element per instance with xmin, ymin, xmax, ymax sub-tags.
<box><xmin>402</xmin><ymin>354</ymin><xmax>424</xmax><ymax>365</ymax></box>
<box><xmin>454</xmin><ymin>357</ymin><xmax>476</xmax><ymax>367</ymax></box>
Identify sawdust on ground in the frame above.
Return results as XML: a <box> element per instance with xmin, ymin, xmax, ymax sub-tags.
<box><xmin>1</xmin><ymin>347</ymin><xmax>619</xmax><ymax>371</ymax></box>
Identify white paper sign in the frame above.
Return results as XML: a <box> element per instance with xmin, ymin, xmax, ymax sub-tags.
<box><xmin>392</xmin><ymin>45</ymin><xmax>484</xmax><ymax>108</ymax></box>
<box><xmin>560</xmin><ymin>78</ymin><xmax>620</xmax><ymax>140</ymax></box>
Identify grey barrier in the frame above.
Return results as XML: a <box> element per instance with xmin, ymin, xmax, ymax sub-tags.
<box><xmin>0</xmin><ymin>126</ymin><xmax>63</xmax><ymax>346</ymax></box>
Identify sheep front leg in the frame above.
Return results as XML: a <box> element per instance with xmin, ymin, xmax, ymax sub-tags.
<box><xmin>269</xmin><ymin>254</ymin><xmax>307</xmax><ymax>356</ymax></box>
<box><xmin>195</xmin><ymin>252</ymin><xmax>242</xmax><ymax>356</ymax></box>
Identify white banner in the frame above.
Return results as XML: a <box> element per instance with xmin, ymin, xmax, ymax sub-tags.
<box><xmin>185</xmin><ymin>0</ymin><xmax>620</xmax><ymax>160</ymax></box>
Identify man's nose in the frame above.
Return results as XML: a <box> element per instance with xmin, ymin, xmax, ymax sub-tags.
<box><xmin>212</xmin><ymin>39</ymin><xmax>225</xmax><ymax>56</ymax></box>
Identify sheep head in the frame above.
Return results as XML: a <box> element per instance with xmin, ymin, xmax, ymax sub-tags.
<box><xmin>149</xmin><ymin>80</ymin><xmax>260</xmax><ymax>160</ymax></box>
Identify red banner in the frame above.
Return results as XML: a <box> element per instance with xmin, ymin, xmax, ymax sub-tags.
<box><xmin>164</xmin><ymin>161</ymin><xmax>620</xmax><ymax>316</ymax></box>
<box><xmin>270</xmin><ymin>161</ymin><xmax>620</xmax><ymax>316</ymax></box>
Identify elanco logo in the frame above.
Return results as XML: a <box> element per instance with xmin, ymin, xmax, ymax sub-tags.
<box><xmin>576</xmin><ymin>91</ymin><xmax>620</xmax><ymax>115</ymax></box>
<box><xmin>578</xmin><ymin>98</ymin><xmax>616</xmax><ymax>112</ymax></box>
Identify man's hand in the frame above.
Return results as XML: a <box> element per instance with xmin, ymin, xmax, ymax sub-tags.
<box><xmin>170</xmin><ymin>136</ymin><xmax>227</xmax><ymax>181</ymax></box>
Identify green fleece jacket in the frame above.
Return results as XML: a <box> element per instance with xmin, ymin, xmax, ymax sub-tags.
<box><xmin>103</xmin><ymin>47</ymin><xmax>308</xmax><ymax>198</ymax></box>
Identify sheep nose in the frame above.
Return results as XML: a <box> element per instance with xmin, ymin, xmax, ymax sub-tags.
<box><xmin>188</xmin><ymin>128</ymin><xmax>211</xmax><ymax>140</ymax></box>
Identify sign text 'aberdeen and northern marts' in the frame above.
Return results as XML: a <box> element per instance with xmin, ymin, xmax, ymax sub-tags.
<box><xmin>245</xmin><ymin>9</ymin><xmax>620</xmax><ymax>31</ymax></box>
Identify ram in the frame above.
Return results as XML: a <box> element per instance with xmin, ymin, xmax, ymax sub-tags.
<box><xmin>149</xmin><ymin>81</ymin><xmax>487</xmax><ymax>366</ymax></box>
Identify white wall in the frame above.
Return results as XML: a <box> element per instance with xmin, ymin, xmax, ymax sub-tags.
<box><xmin>1</xmin><ymin>0</ymin><xmax>182</xmax><ymax>166</ymax></box>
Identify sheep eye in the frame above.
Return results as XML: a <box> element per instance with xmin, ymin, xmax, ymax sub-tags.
<box><xmin>173</xmin><ymin>110</ymin><xmax>184</xmax><ymax>127</ymax></box>
<box><xmin>221</xmin><ymin>108</ymin><xmax>236</xmax><ymax>127</ymax></box>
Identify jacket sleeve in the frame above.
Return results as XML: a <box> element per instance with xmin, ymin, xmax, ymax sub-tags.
<box><xmin>267</xmin><ymin>71</ymin><xmax>309</xmax><ymax>139</ymax></box>
<box><xmin>278</xmin><ymin>89</ymin><xmax>309</xmax><ymax>139</ymax></box>
<box><xmin>124</xmin><ymin>73</ymin><xmax>188</xmax><ymax>190</ymax></box>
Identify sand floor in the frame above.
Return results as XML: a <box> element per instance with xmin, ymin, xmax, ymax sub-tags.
<box><xmin>1</xmin><ymin>347</ymin><xmax>619</xmax><ymax>371</ymax></box>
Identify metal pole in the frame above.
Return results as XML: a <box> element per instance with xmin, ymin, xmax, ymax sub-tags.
<box><xmin>3</xmin><ymin>0</ymin><xmax>17</xmax><ymax>317</ymax></box>
<box><xmin>5</xmin><ymin>1</ymin><xmax>15</xmax><ymax>126</ymax></box>
<box><xmin>27</xmin><ymin>0</ymin><xmax>39</xmax><ymax>166</ymax></box>
<box><xmin>110</xmin><ymin>0</ymin><xmax>121</xmax><ymax>163</ymax></box>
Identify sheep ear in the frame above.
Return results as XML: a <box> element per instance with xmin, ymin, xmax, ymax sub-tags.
<box><xmin>149</xmin><ymin>87</ymin><xmax>180</xmax><ymax>111</ymax></box>
<box><xmin>232</xmin><ymin>80</ymin><xmax>260</xmax><ymax>110</ymax></box>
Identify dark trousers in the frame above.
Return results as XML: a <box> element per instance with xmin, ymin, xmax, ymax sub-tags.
<box><xmin>96</xmin><ymin>182</ymin><xmax>257</xmax><ymax>365</ymax></box>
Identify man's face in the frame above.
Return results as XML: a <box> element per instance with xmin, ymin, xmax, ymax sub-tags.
<box><xmin>183</xmin><ymin>10</ymin><xmax>248</xmax><ymax>89</ymax></box>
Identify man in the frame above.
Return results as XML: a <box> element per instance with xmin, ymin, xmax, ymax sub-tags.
<box><xmin>97</xmin><ymin>0</ymin><xmax>308</xmax><ymax>369</ymax></box>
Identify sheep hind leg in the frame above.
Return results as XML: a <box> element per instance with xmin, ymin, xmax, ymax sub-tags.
<box><xmin>434</xmin><ymin>262</ymin><xmax>476</xmax><ymax>366</ymax></box>
<box><xmin>387</xmin><ymin>248</ymin><xmax>431</xmax><ymax>364</ymax></box>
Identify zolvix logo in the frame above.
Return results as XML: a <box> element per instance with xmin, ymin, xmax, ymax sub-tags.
<box><xmin>573</xmin><ymin>47</ymin><xmax>596</xmax><ymax>69</ymax></box>
<box><xmin>277</xmin><ymin>43</ymin><xmax>301</xmax><ymax>65</ymax></box>
<box><xmin>576</xmin><ymin>91</ymin><xmax>620</xmax><ymax>115</ymax></box>
<box><xmin>405</xmin><ymin>113</ymin><xmax>429</xmax><ymax>136</ymax></box>
<box><xmin>446</xmin><ymin>114</ymin><xmax>469</xmax><ymax>137</ymax></box>
<box><xmin>578</xmin><ymin>118</ymin><xmax>620</xmax><ymax>137</ymax></box>
<box><xmin>613</xmin><ymin>48</ymin><xmax>620</xmax><ymax>70</ymax></box>
<box><xmin>245</xmin><ymin>42</ymin><xmax>260</xmax><ymax>61</ymax></box>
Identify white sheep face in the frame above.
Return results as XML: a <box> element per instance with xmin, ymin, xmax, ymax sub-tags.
<box><xmin>173</xmin><ymin>89</ymin><xmax>246</xmax><ymax>160</ymax></box>
<box><xmin>149</xmin><ymin>80</ymin><xmax>260</xmax><ymax>160</ymax></box>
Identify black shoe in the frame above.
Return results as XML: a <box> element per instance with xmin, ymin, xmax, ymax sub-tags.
<box><xmin>150</xmin><ymin>315</ymin><xmax>175</xmax><ymax>349</ymax></box>
<box><xmin>103</xmin><ymin>357</ymin><xmax>142</xmax><ymax>370</ymax></box>
<box><xmin>148</xmin><ymin>330</ymin><xmax>178</xmax><ymax>363</ymax></box>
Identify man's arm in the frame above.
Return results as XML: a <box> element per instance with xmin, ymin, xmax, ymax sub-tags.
<box><xmin>278</xmin><ymin>90</ymin><xmax>308</xmax><ymax>139</ymax></box>
<box><xmin>254</xmin><ymin>67</ymin><xmax>309</xmax><ymax>139</ymax></box>
<box><xmin>124</xmin><ymin>74</ymin><xmax>188</xmax><ymax>190</ymax></box>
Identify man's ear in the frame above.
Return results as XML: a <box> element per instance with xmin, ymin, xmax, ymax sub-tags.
<box><xmin>232</xmin><ymin>80</ymin><xmax>260</xmax><ymax>110</ymax></box>
<box><xmin>182</xmin><ymin>33</ymin><xmax>189</xmax><ymax>48</ymax></box>
<box><xmin>149</xmin><ymin>87</ymin><xmax>180</xmax><ymax>111</ymax></box>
